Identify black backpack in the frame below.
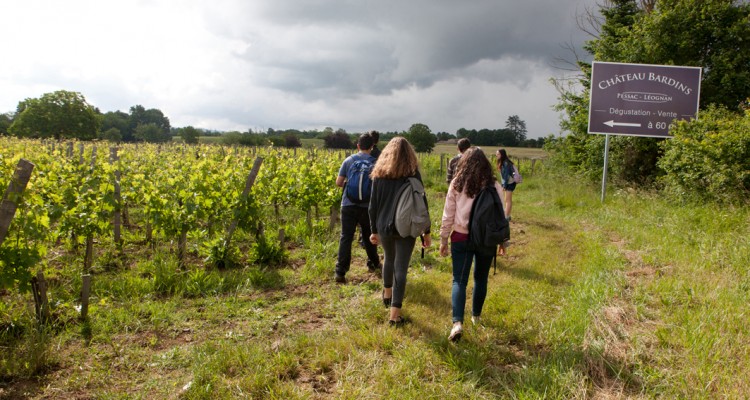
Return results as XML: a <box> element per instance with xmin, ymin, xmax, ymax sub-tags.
<box><xmin>345</xmin><ymin>157</ymin><xmax>374</xmax><ymax>203</ymax></box>
<box><xmin>467</xmin><ymin>185</ymin><xmax>510</xmax><ymax>255</ymax></box>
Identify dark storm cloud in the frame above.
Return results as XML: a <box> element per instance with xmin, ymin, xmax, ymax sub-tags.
<box><xmin>205</xmin><ymin>0</ymin><xmax>593</xmax><ymax>98</ymax></box>
<box><xmin>1</xmin><ymin>0</ymin><xmax>600</xmax><ymax>137</ymax></box>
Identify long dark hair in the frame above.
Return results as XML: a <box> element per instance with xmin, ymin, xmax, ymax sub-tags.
<box><xmin>496</xmin><ymin>148</ymin><xmax>513</xmax><ymax>170</ymax></box>
<box><xmin>452</xmin><ymin>147</ymin><xmax>496</xmax><ymax>198</ymax></box>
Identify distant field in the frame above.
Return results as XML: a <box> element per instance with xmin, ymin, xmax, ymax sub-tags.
<box><xmin>199</xmin><ymin>136</ymin><xmax>546</xmax><ymax>159</ymax></box>
<box><xmin>432</xmin><ymin>143</ymin><xmax>547</xmax><ymax>159</ymax></box>
<box><xmin>300</xmin><ymin>138</ymin><xmax>323</xmax><ymax>148</ymax></box>
<box><xmin>198</xmin><ymin>136</ymin><xmax>223</xmax><ymax>144</ymax></box>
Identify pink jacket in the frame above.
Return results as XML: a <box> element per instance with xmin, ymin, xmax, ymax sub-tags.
<box><xmin>440</xmin><ymin>181</ymin><xmax>504</xmax><ymax>245</ymax></box>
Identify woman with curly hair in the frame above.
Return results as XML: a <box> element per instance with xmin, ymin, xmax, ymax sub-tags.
<box><xmin>369</xmin><ymin>137</ymin><xmax>432</xmax><ymax>326</ymax></box>
<box><xmin>439</xmin><ymin>147</ymin><xmax>505</xmax><ymax>341</ymax></box>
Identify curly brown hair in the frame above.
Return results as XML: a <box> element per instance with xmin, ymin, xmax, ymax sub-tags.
<box><xmin>451</xmin><ymin>147</ymin><xmax>496</xmax><ymax>198</ymax></box>
<box><xmin>370</xmin><ymin>136</ymin><xmax>419</xmax><ymax>179</ymax></box>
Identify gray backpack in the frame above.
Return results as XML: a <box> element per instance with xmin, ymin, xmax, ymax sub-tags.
<box><xmin>394</xmin><ymin>177</ymin><xmax>431</xmax><ymax>238</ymax></box>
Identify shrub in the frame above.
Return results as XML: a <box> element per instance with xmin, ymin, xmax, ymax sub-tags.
<box><xmin>284</xmin><ymin>134</ymin><xmax>301</xmax><ymax>148</ymax></box>
<box><xmin>249</xmin><ymin>235</ymin><xmax>287</xmax><ymax>267</ymax></box>
<box><xmin>323</xmin><ymin>132</ymin><xmax>354</xmax><ymax>149</ymax></box>
<box><xmin>658</xmin><ymin>106</ymin><xmax>750</xmax><ymax>204</ymax></box>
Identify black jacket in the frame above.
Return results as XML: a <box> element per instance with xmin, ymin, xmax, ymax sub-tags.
<box><xmin>369</xmin><ymin>171</ymin><xmax>429</xmax><ymax>236</ymax></box>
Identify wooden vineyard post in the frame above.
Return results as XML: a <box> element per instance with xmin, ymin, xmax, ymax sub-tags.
<box><xmin>224</xmin><ymin>157</ymin><xmax>264</xmax><ymax>251</ymax></box>
<box><xmin>90</xmin><ymin>146</ymin><xmax>97</xmax><ymax>169</ymax></box>
<box><xmin>80</xmin><ymin>274</ymin><xmax>92</xmax><ymax>321</ymax></box>
<box><xmin>0</xmin><ymin>159</ymin><xmax>35</xmax><ymax>247</ymax></box>
<box><xmin>329</xmin><ymin>206</ymin><xmax>338</xmax><ymax>231</ymax></box>
<box><xmin>79</xmin><ymin>142</ymin><xmax>85</xmax><ymax>164</ymax></box>
<box><xmin>31</xmin><ymin>271</ymin><xmax>50</xmax><ymax>324</ymax></box>
<box><xmin>79</xmin><ymin>231</ymin><xmax>95</xmax><ymax>317</ymax></box>
<box><xmin>110</xmin><ymin>147</ymin><xmax>123</xmax><ymax>248</ymax></box>
<box><xmin>84</xmin><ymin>235</ymin><xmax>94</xmax><ymax>274</ymax></box>
<box><xmin>531</xmin><ymin>158</ymin><xmax>537</xmax><ymax>176</ymax></box>
<box><xmin>177</xmin><ymin>225</ymin><xmax>189</xmax><ymax>270</ymax></box>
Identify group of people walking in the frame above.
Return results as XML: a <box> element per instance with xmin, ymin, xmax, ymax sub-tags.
<box><xmin>335</xmin><ymin>133</ymin><xmax>516</xmax><ymax>341</ymax></box>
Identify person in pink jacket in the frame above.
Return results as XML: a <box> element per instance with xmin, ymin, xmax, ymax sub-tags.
<box><xmin>439</xmin><ymin>147</ymin><xmax>505</xmax><ymax>342</ymax></box>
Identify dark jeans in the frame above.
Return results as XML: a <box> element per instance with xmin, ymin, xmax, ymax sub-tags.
<box><xmin>336</xmin><ymin>205</ymin><xmax>379</xmax><ymax>277</ymax></box>
<box><xmin>451</xmin><ymin>240</ymin><xmax>493</xmax><ymax>323</ymax></box>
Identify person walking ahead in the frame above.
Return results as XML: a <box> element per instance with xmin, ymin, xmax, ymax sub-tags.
<box><xmin>369</xmin><ymin>137</ymin><xmax>431</xmax><ymax>326</ymax></box>
<box><xmin>446</xmin><ymin>138</ymin><xmax>471</xmax><ymax>183</ymax></box>
<box><xmin>334</xmin><ymin>133</ymin><xmax>380</xmax><ymax>283</ymax></box>
<box><xmin>496</xmin><ymin>148</ymin><xmax>516</xmax><ymax>222</ymax></box>
<box><xmin>439</xmin><ymin>147</ymin><xmax>505</xmax><ymax>341</ymax></box>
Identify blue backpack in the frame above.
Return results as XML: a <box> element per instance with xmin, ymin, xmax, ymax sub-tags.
<box><xmin>345</xmin><ymin>157</ymin><xmax>374</xmax><ymax>203</ymax></box>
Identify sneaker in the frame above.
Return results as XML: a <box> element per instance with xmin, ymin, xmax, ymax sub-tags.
<box><xmin>471</xmin><ymin>316</ymin><xmax>481</xmax><ymax>325</ymax></box>
<box><xmin>368</xmin><ymin>262</ymin><xmax>382</xmax><ymax>276</ymax></box>
<box><xmin>334</xmin><ymin>274</ymin><xmax>347</xmax><ymax>284</ymax></box>
<box><xmin>388</xmin><ymin>316</ymin><xmax>408</xmax><ymax>327</ymax></box>
<box><xmin>448</xmin><ymin>324</ymin><xmax>463</xmax><ymax>342</ymax></box>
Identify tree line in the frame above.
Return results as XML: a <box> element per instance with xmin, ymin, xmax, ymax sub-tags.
<box><xmin>0</xmin><ymin>90</ymin><xmax>542</xmax><ymax>151</ymax></box>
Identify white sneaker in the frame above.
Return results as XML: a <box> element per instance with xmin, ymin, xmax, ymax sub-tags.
<box><xmin>448</xmin><ymin>324</ymin><xmax>463</xmax><ymax>342</ymax></box>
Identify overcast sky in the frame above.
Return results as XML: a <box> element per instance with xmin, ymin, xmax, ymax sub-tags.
<box><xmin>0</xmin><ymin>1</ymin><xmax>598</xmax><ymax>138</ymax></box>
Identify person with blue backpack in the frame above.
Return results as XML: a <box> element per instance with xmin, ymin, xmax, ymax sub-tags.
<box><xmin>439</xmin><ymin>147</ymin><xmax>509</xmax><ymax>342</ymax></box>
<box><xmin>334</xmin><ymin>133</ymin><xmax>381</xmax><ymax>284</ymax></box>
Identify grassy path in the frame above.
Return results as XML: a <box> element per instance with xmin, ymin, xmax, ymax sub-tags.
<box><xmin>2</xmin><ymin>173</ymin><xmax>749</xmax><ymax>399</ymax></box>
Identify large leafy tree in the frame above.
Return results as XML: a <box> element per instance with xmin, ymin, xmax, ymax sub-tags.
<box><xmin>177</xmin><ymin>126</ymin><xmax>200</xmax><ymax>144</ymax></box>
<box><xmin>0</xmin><ymin>112</ymin><xmax>13</xmax><ymax>135</ymax></box>
<box><xmin>552</xmin><ymin>0</ymin><xmax>750</xmax><ymax>184</ymax></box>
<box><xmin>610</xmin><ymin>0</ymin><xmax>750</xmax><ymax>109</ymax></box>
<box><xmin>406</xmin><ymin>123</ymin><xmax>437</xmax><ymax>153</ymax></box>
<box><xmin>134</xmin><ymin>122</ymin><xmax>172</xmax><ymax>143</ymax></box>
<box><xmin>100</xmin><ymin>110</ymin><xmax>129</xmax><ymax>140</ymax></box>
<box><xmin>8</xmin><ymin>90</ymin><xmax>100</xmax><ymax>140</ymax></box>
<box><xmin>127</xmin><ymin>105</ymin><xmax>171</xmax><ymax>142</ymax></box>
<box><xmin>505</xmin><ymin>115</ymin><xmax>528</xmax><ymax>143</ymax></box>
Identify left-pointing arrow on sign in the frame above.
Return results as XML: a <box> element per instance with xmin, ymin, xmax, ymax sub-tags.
<box><xmin>604</xmin><ymin>120</ymin><xmax>641</xmax><ymax>128</ymax></box>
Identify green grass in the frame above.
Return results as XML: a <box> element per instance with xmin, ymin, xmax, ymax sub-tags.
<box><xmin>1</xmin><ymin>164</ymin><xmax>749</xmax><ymax>398</ymax></box>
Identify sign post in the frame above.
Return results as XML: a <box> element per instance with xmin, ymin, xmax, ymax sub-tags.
<box><xmin>601</xmin><ymin>134</ymin><xmax>610</xmax><ymax>203</ymax></box>
<box><xmin>588</xmin><ymin>61</ymin><xmax>702</xmax><ymax>201</ymax></box>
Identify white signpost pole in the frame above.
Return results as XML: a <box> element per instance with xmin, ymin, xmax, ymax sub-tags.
<box><xmin>601</xmin><ymin>134</ymin><xmax>610</xmax><ymax>203</ymax></box>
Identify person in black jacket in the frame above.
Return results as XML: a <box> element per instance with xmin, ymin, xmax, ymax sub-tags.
<box><xmin>446</xmin><ymin>138</ymin><xmax>470</xmax><ymax>183</ymax></box>
<box><xmin>369</xmin><ymin>130</ymin><xmax>381</xmax><ymax>160</ymax></box>
<box><xmin>369</xmin><ymin>137</ymin><xmax>432</xmax><ymax>326</ymax></box>
<box><xmin>358</xmin><ymin>131</ymin><xmax>382</xmax><ymax>249</ymax></box>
